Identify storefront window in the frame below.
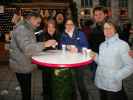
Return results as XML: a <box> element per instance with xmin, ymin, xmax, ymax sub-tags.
<box><xmin>119</xmin><ymin>0</ymin><xmax>128</xmax><ymax>8</ymax></box>
<box><xmin>82</xmin><ymin>0</ymin><xmax>92</xmax><ymax>8</ymax></box>
<box><xmin>99</xmin><ymin>0</ymin><xmax>111</xmax><ymax>7</ymax></box>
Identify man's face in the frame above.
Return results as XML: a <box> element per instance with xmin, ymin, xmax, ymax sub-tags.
<box><xmin>94</xmin><ymin>10</ymin><xmax>106</xmax><ymax>23</ymax></box>
<box><xmin>56</xmin><ymin>14</ymin><xmax>64</xmax><ymax>24</ymax></box>
<box><xmin>30</xmin><ymin>17</ymin><xmax>41</xmax><ymax>28</ymax></box>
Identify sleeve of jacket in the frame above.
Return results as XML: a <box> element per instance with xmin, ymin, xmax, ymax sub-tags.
<box><xmin>14</xmin><ymin>26</ymin><xmax>44</xmax><ymax>57</ymax></box>
<box><xmin>116</xmin><ymin>42</ymin><xmax>133</xmax><ymax>80</ymax></box>
<box><xmin>78</xmin><ymin>31</ymin><xmax>90</xmax><ymax>49</ymax></box>
<box><xmin>59</xmin><ymin>34</ymin><xmax>66</xmax><ymax>49</ymax></box>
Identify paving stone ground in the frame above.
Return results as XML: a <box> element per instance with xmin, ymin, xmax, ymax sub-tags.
<box><xmin>0</xmin><ymin>54</ymin><xmax>133</xmax><ymax>100</ymax></box>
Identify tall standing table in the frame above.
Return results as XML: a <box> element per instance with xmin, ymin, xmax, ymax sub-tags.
<box><xmin>32</xmin><ymin>50</ymin><xmax>93</xmax><ymax>100</ymax></box>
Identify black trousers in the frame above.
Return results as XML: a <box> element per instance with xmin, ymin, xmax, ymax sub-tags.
<box><xmin>42</xmin><ymin>68</ymin><xmax>53</xmax><ymax>100</ymax></box>
<box><xmin>99</xmin><ymin>87</ymin><xmax>128</xmax><ymax>100</ymax></box>
<box><xmin>73</xmin><ymin>67</ymin><xmax>89</xmax><ymax>100</ymax></box>
<box><xmin>16</xmin><ymin>73</ymin><xmax>31</xmax><ymax>100</ymax></box>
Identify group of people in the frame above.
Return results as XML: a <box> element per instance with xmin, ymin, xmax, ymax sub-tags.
<box><xmin>9</xmin><ymin>5</ymin><xmax>133</xmax><ymax>100</ymax></box>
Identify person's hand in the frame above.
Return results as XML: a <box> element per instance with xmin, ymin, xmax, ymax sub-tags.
<box><xmin>88</xmin><ymin>50</ymin><xmax>97</xmax><ymax>60</ymax></box>
<box><xmin>128</xmin><ymin>50</ymin><xmax>133</xmax><ymax>58</ymax></box>
<box><xmin>66</xmin><ymin>45</ymin><xmax>71</xmax><ymax>50</ymax></box>
<box><xmin>67</xmin><ymin>45</ymin><xmax>78</xmax><ymax>53</ymax></box>
<box><xmin>44</xmin><ymin>40</ymin><xmax>57</xmax><ymax>48</ymax></box>
<box><xmin>70</xmin><ymin>47</ymin><xmax>78</xmax><ymax>53</ymax></box>
<box><xmin>91</xmin><ymin>52</ymin><xmax>97</xmax><ymax>60</ymax></box>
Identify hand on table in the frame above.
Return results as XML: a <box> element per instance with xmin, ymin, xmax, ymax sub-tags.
<box><xmin>85</xmin><ymin>49</ymin><xmax>97</xmax><ymax>60</ymax></box>
<box><xmin>44</xmin><ymin>40</ymin><xmax>58</xmax><ymax>48</ymax></box>
<box><xmin>91</xmin><ymin>52</ymin><xmax>97</xmax><ymax>60</ymax></box>
<box><xmin>67</xmin><ymin>45</ymin><xmax>78</xmax><ymax>53</ymax></box>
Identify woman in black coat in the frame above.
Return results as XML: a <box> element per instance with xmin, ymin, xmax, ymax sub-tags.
<box><xmin>36</xmin><ymin>19</ymin><xmax>60</xmax><ymax>100</ymax></box>
<box><xmin>43</xmin><ymin>19</ymin><xmax>60</xmax><ymax>100</ymax></box>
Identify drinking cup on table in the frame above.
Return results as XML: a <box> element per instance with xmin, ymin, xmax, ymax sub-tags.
<box><xmin>62</xmin><ymin>44</ymin><xmax>66</xmax><ymax>53</ymax></box>
<box><xmin>82</xmin><ymin>47</ymin><xmax>87</xmax><ymax>56</ymax></box>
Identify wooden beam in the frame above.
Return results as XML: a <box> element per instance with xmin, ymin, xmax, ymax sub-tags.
<box><xmin>6</xmin><ymin>2</ymin><xmax>69</xmax><ymax>9</ymax></box>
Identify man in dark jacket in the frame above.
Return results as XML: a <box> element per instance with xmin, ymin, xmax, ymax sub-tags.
<box><xmin>90</xmin><ymin>6</ymin><xmax>107</xmax><ymax>53</ymax></box>
<box><xmin>90</xmin><ymin>6</ymin><xmax>107</xmax><ymax>80</ymax></box>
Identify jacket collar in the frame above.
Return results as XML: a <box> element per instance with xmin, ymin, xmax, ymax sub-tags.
<box><xmin>16</xmin><ymin>19</ymin><xmax>35</xmax><ymax>32</ymax></box>
<box><xmin>65</xmin><ymin>27</ymin><xmax>75</xmax><ymax>37</ymax></box>
<box><xmin>64</xmin><ymin>27</ymin><xmax>79</xmax><ymax>38</ymax></box>
<box><xmin>105</xmin><ymin>34</ymin><xmax>119</xmax><ymax>45</ymax></box>
<box><xmin>25</xmin><ymin>19</ymin><xmax>35</xmax><ymax>31</ymax></box>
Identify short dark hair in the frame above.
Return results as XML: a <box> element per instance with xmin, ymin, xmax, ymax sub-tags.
<box><xmin>65</xmin><ymin>18</ymin><xmax>74</xmax><ymax>24</ymax></box>
<box><xmin>47</xmin><ymin>18</ymin><xmax>57</xmax><ymax>27</ymax></box>
<box><xmin>93</xmin><ymin>6</ymin><xmax>106</xmax><ymax>14</ymax></box>
<box><xmin>24</xmin><ymin>11</ymin><xmax>42</xmax><ymax>19</ymax></box>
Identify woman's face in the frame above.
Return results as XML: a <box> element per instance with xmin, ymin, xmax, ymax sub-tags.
<box><xmin>47</xmin><ymin>23</ymin><xmax>56</xmax><ymax>35</ymax></box>
<box><xmin>65</xmin><ymin>20</ymin><xmax>74</xmax><ymax>32</ymax></box>
<box><xmin>104</xmin><ymin>23</ymin><xmax>116</xmax><ymax>38</ymax></box>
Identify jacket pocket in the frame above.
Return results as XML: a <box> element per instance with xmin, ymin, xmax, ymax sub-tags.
<box><xmin>106</xmin><ymin>71</ymin><xmax>122</xmax><ymax>91</ymax></box>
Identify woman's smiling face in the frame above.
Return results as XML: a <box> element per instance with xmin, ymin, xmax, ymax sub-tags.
<box><xmin>47</xmin><ymin>23</ymin><xmax>56</xmax><ymax>35</ymax></box>
<box><xmin>104</xmin><ymin>23</ymin><xmax>116</xmax><ymax>38</ymax></box>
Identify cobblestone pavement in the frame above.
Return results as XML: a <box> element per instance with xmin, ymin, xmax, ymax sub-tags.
<box><xmin>0</xmin><ymin>58</ymin><xmax>133</xmax><ymax>100</ymax></box>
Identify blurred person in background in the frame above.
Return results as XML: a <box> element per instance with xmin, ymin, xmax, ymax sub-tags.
<box><xmin>81</xmin><ymin>19</ymin><xmax>93</xmax><ymax>43</ymax></box>
<box><xmin>55</xmin><ymin>12</ymin><xmax>65</xmax><ymax>33</ymax></box>
<box><xmin>118</xmin><ymin>9</ymin><xmax>132</xmax><ymax>43</ymax></box>
<box><xmin>11</xmin><ymin>8</ymin><xmax>22</xmax><ymax>27</ymax></box>
<box><xmin>128</xmin><ymin>26</ymin><xmax>133</xmax><ymax>58</ymax></box>
<box><xmin>7</xmin><ymin>8</ymin><xmax>22</xmax><ymax>43</ymax></box>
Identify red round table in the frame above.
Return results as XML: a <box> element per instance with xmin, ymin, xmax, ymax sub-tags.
<box><xmin>32</xmin><ymin>50</ymin><xmax>93</xmax><ymax>100</ymax></box>
<box><xmin>32</xmin><ymin>50</ymin><xmax>93</xmax><ymax>68</ymax></box>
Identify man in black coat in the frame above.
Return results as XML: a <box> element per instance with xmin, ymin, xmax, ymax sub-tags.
<box><xmin>90</xmin><ymin>6</ymin><xmax>107</xmax><ymax>80</ymax></box>
<box><xmin>90</xmin><ymin>6</ymin><xmax>107</xmax><ymax>53</ymax></box>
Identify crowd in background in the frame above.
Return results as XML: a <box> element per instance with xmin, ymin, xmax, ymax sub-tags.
<box><xmin>10</xmin><ymin>6</ymin><xmax>133</xmax><ymax>49</ymax></box>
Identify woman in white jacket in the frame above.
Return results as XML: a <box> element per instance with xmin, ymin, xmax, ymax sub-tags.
<box><xmin>94</xmin><ymin>20</ymin><xmax>133</xmax><ymax>100</ymax></box>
